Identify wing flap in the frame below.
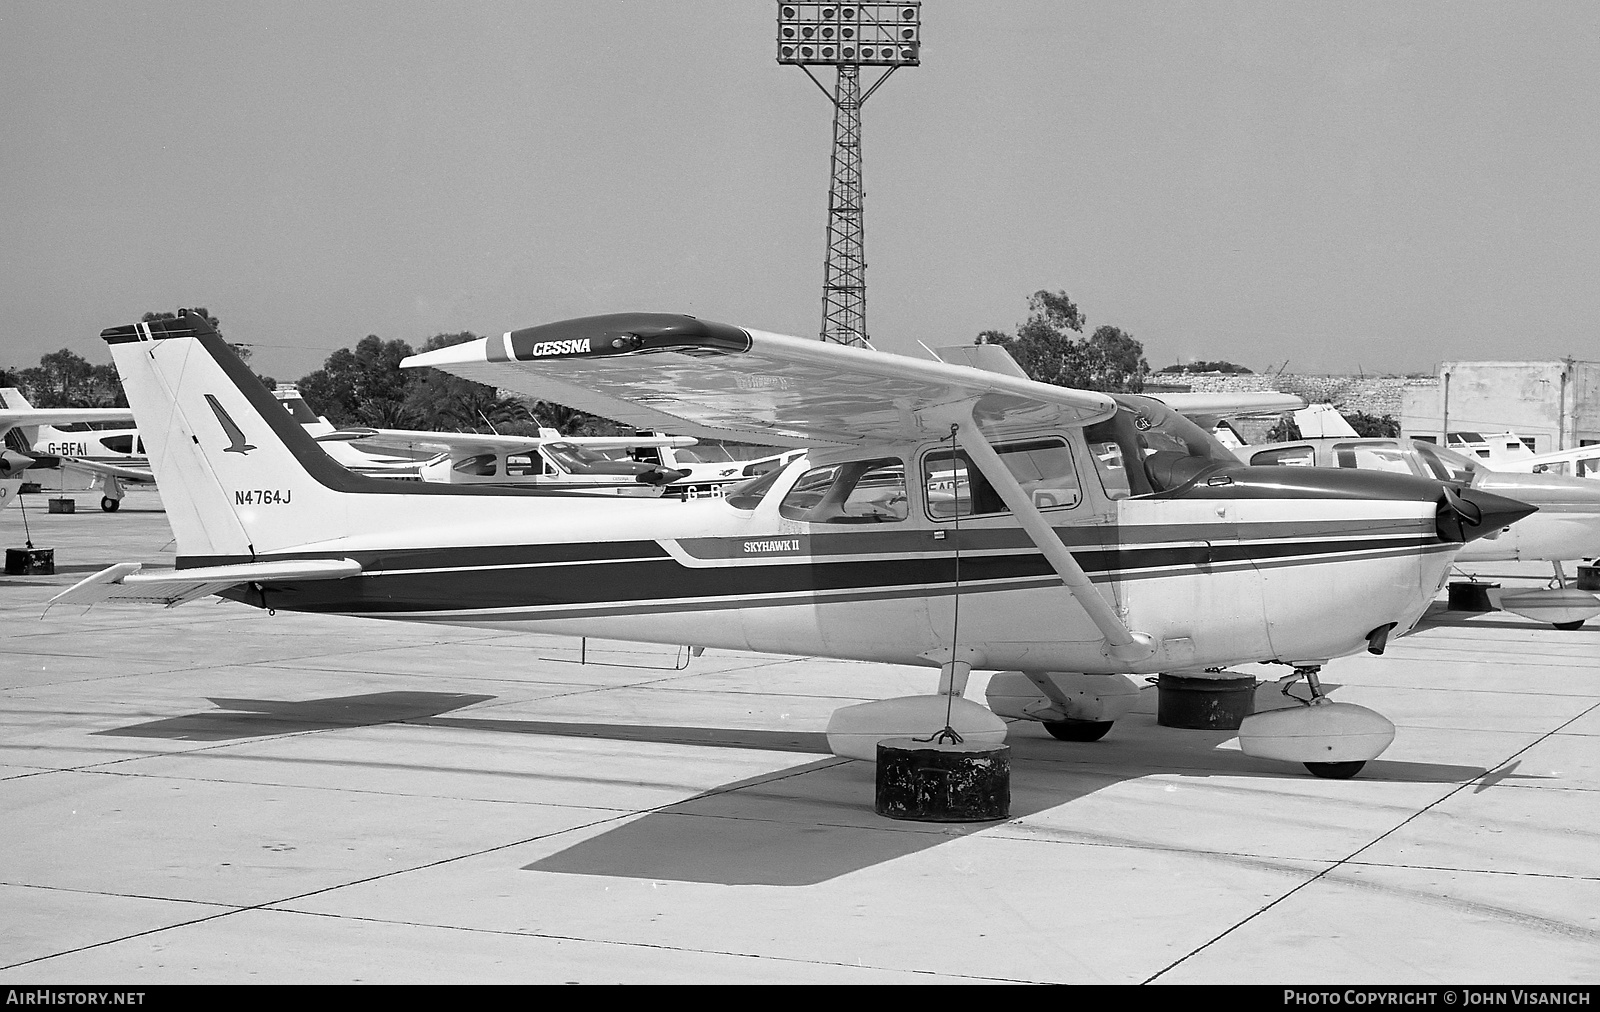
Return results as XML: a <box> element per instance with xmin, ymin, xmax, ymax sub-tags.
<box><xmin>51</xmin><ymin>558</ymin><xmax>363</xmax><ymax>609</ymax></box>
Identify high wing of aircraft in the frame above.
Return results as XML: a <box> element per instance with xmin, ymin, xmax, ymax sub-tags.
<box><xmin>55</xmin><ymin>310</ymin><xmax>1536</xmax><ymax>779</ymax></box>
<box><xmin>1236</xmin><ymin>435</ymin><xmax>1600</xmax><ymax>628</ymax></box>
<box><xmin>315</xmin><ymin>426</ymin><xmax>702</xmax><ymax>494</ymax></box>
<box><xmin>0</xmin><ymin>388</ymin><xmax>143</xmax><ymax>510</ymax></box>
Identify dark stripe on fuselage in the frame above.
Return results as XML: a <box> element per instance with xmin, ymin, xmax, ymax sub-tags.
<box><xmin>214</xmin><ymin>530</ymin><xmax>1439</xmax><ymax>615</ymax></box>
<box><xmin>673</xmin><ymin>517</ymin><xmax>1434</xmax><ymax>560</ymax></box>
<box><xmin>334</xmin><ymin>541</ymin><xmax>1458</xmax><ymax>625</ymax></box>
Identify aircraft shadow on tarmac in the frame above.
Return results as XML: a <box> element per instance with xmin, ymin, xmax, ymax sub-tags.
<box><xmin>93</xmin><ymin>690</ymin><xmax>1520</xmax><ymax>886</ymax></box>
<box><xmin>94</xmin><ymin>691</ymin><xmax>498</xmax><ymax>741</ymax></box>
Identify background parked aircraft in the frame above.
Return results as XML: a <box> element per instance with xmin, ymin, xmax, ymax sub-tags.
<box><xmin>318</xmin><ymin>425</ymin><xmax>700</xmax><ymax>494</ymax></box>
<box><xmin>1238</xmin><ymin>435</ymin><xmax>1600</xmax><ymax>628</ymax></box>
<box><xmin>0</xmin><ymin>388</ymin><xmax>141</xmax><ymax>510</ymax></box>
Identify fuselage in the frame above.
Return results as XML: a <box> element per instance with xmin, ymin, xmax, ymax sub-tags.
<box><xmin>213</xmin><ymin>440</ymin><xmax>1469</xmax><ymax>674</ymax></box>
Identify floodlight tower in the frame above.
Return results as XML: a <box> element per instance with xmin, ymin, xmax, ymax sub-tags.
<box><xmin>777</xmin><ymin>3</ymin><xmax>921</xmax><ymax>347</ymax></box>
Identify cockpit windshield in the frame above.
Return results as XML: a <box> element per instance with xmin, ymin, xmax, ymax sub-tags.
<box><xmin>1084</xmin><ymin>395</ymin><xmax>1239</xmax><ymax>498</ymax></box>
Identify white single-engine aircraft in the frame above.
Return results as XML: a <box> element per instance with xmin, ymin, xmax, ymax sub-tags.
<box><xmin>55</xmin><ymin>311</ymin><xmax>1535</xmax><ymax>779</ymax></box>
<box><xmin>314</xmin><ymin>425</ymin><xmax>703</xmax><ymax>494</ymax></box>
<box><xmin>0</xmin><ymin>389</ymin><xmax>140</xmax><ymax>510</ymax></box>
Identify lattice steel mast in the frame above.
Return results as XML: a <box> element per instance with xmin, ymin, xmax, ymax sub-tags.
<box><xmin>778</xmin><ymin>4</ymin><xmax>921</xmax><ymax>348</ymax></box>
<box><xmin>822</xmin><ymin>65</ymin><xmax>867</xmax><ymax>347</ymax></box>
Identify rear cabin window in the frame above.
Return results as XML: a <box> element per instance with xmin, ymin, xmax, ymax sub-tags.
<box><xmin>1334</xmin><ymin>442</ymin><xmax>1418</xmax><ymax>475</ymax></box>
<box><xmin>779</xmin><ymin>458</ymin><xmax>907</xmax><ymax>523</ymax></box>
<box><xmin>505</xmin><ymin>454</ymin><xmax>540</xmax><ymax>477</ymax></box>
<box><xmin>1250</xmin><ymin>445</ymin><xmax>1316</xmax><ymax>467</ymax></box>
<box><xmin>921</xmin><ymin>439</ymin><xmax>1081</xmax><ymax>519</ymax></box>
<box><xmin>453</xmin><ymin>453</ymin><xmax>497</xmax><ymax>477</ymax></box>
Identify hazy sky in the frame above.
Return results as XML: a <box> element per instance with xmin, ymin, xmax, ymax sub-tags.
<box><xmin>4</xmin><ymin>1</ymin><xmax>1597</xmax><ymax>384</ymax></box>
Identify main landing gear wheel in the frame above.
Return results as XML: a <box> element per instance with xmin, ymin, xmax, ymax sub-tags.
<box><xmin>1553</xmin><ymin>620</ymin><xmax>1585</xmax><ymax>631</ymax></box>
<box><xmin>1304</xmin><ymin>761</ymin><xmax>1366</xmax><ymax>780</ymax></box>
<box><xmin>1043</xmin><ymin>719</ymin><xmax>1114</xmax><ymax>742</ymax></box>
<box><xmin>101</xmin><ymin>497</ymin><xmax>119</xmax><ymax>512</ymax></box>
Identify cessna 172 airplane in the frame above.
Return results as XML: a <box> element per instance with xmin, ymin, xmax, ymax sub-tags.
<box><xmin>1236</xmin><ymin>436</ymin><xmax>1600</xmax><ymax>628</ymax></box>
<box><xmin>0</xmin><ymin>389</ymin><xmax>140</xmax><ymax>510</ymax></box>
<box><xmin>55</xmin><ymin>311</ymin><xmax>1536</xmax><ymax>779</ymax></box>
<box><xmin>315</xmin><ymin>424</ymin><xmax>704</xmax><ymax>494</ymax></box>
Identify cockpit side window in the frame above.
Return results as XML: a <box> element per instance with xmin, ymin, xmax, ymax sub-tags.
<box><xmin>779</xmin><ymin>458</ymin><xmax>907</xmax><ymax>523</ymax></box>
<box><xmin>922</xmin><ymin>438</ymin><xmax>1081</xmax><ymax>519</ymax></box>
<box><xmin>1332</xmin><ymin>442</ymin><xmax>1419</xmax><ymax>476</ymax></box>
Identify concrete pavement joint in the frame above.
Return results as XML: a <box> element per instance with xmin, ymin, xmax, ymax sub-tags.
<box><xmin>1141</xmin><ymin>697</ymin><xmax>1600</xmax><ymax>983</ymax></box>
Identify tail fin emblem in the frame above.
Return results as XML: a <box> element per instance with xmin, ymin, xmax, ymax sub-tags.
<box><xmin>204</xmin><ymin>395</ymin><xmax>257</xmax><ymax>455</ymax></box>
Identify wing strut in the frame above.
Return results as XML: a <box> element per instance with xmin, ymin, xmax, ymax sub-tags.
<box><xmin>948</xmin><ymin>408</ymin><xmax>1156</xmax><ymax>664</ymax></box>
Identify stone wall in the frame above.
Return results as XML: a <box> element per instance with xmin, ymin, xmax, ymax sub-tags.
<box><xmin>1160</xmin><ymin>372</ymin><xmax>1435</xmax><ymax>418</ymax></box>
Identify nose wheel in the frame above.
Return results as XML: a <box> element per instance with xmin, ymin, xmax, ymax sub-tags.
<box><xmin>1303</xmin><ymin>760</ymin><xmax>1366</xmax><ymax>779</ymax></box>
<box><xmin>1279</xmin><ymin>667</ymin><xmax>1368</xmax><ymax>779</ymax></box>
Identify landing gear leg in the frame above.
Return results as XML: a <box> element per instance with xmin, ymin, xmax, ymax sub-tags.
<box><xmin>1280</xmin><ymin>665</ymin><xmax>1368</xmax><ymax>780</ymax></box>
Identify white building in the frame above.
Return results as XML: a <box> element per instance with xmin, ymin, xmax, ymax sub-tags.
<box><xmin>1401</xmin><ymin>360</ymin><xmax>1600</xmax><ymax>455</ymax></box>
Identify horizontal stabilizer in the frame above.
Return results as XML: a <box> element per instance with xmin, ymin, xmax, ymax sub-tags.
<box><xmin>50</xmin><ymin>558</ymin><xmax>363</xmax><ymax>609</ymax></box>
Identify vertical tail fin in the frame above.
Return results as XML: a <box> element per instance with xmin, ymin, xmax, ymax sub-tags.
<box><xmin>0</xmin><ymin>388</ymin><xmax>37</xmax><ymax>411</ymax></box>
<box><xmin>102</xmin><ymin>313</ymin><xmax>352</xmax><ymax>559</ymax></box>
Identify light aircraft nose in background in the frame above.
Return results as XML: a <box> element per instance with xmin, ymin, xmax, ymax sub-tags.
<box><xmin>1238</xmin><ymin>436</ymin><xmax>1600</xmax><ymax>627</ymax></box>
<box><xmin>56</xmin><ymin>311</ymin><xmax>1535</xmax><ymax>780</ymax></box>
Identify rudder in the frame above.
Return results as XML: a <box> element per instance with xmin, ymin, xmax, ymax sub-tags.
<box><xmin>103</xmin><ymin>313</ymin><xmax>349</xmax><ymax>558</ymax></box>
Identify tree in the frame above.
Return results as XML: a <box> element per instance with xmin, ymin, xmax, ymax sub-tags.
<box><xmin>297</xmin><ymin>335</ymin><xmax>416</xmax><ymax>427</ymax></box>
<box><xmin>976</xmin><ymin>290</ymin><xmax>1149</xmax><ymax>392</ymax></box>
<box><xmin>1158</xmin><ymin>360</ymin><xmax>1252</xmax><ymax>374</ymax></box>
<box><xmin>1080</xmin><ymin>326</ymin><xmax>1150</xmax><ymax>393</ymax></box>
<box><xmin>17</xmin><ymin>349</ymin><xmax>125</xmax><ymax>407</ymax></box>
<box><xmin>1345</xmin><ymin>411</ymin><xmax>1400</xmax><ymax>438</ymax></box>
<box><xmin>1265</xmin><ymin>415</ymin><xmax>1302</xmax><ymax>443</ymax></box>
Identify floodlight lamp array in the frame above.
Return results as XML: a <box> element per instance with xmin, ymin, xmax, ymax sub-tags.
<box><xmin>777</xmin><ymin>3</ymin><xmax>920</xmax><ymax>66</ymax></box>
